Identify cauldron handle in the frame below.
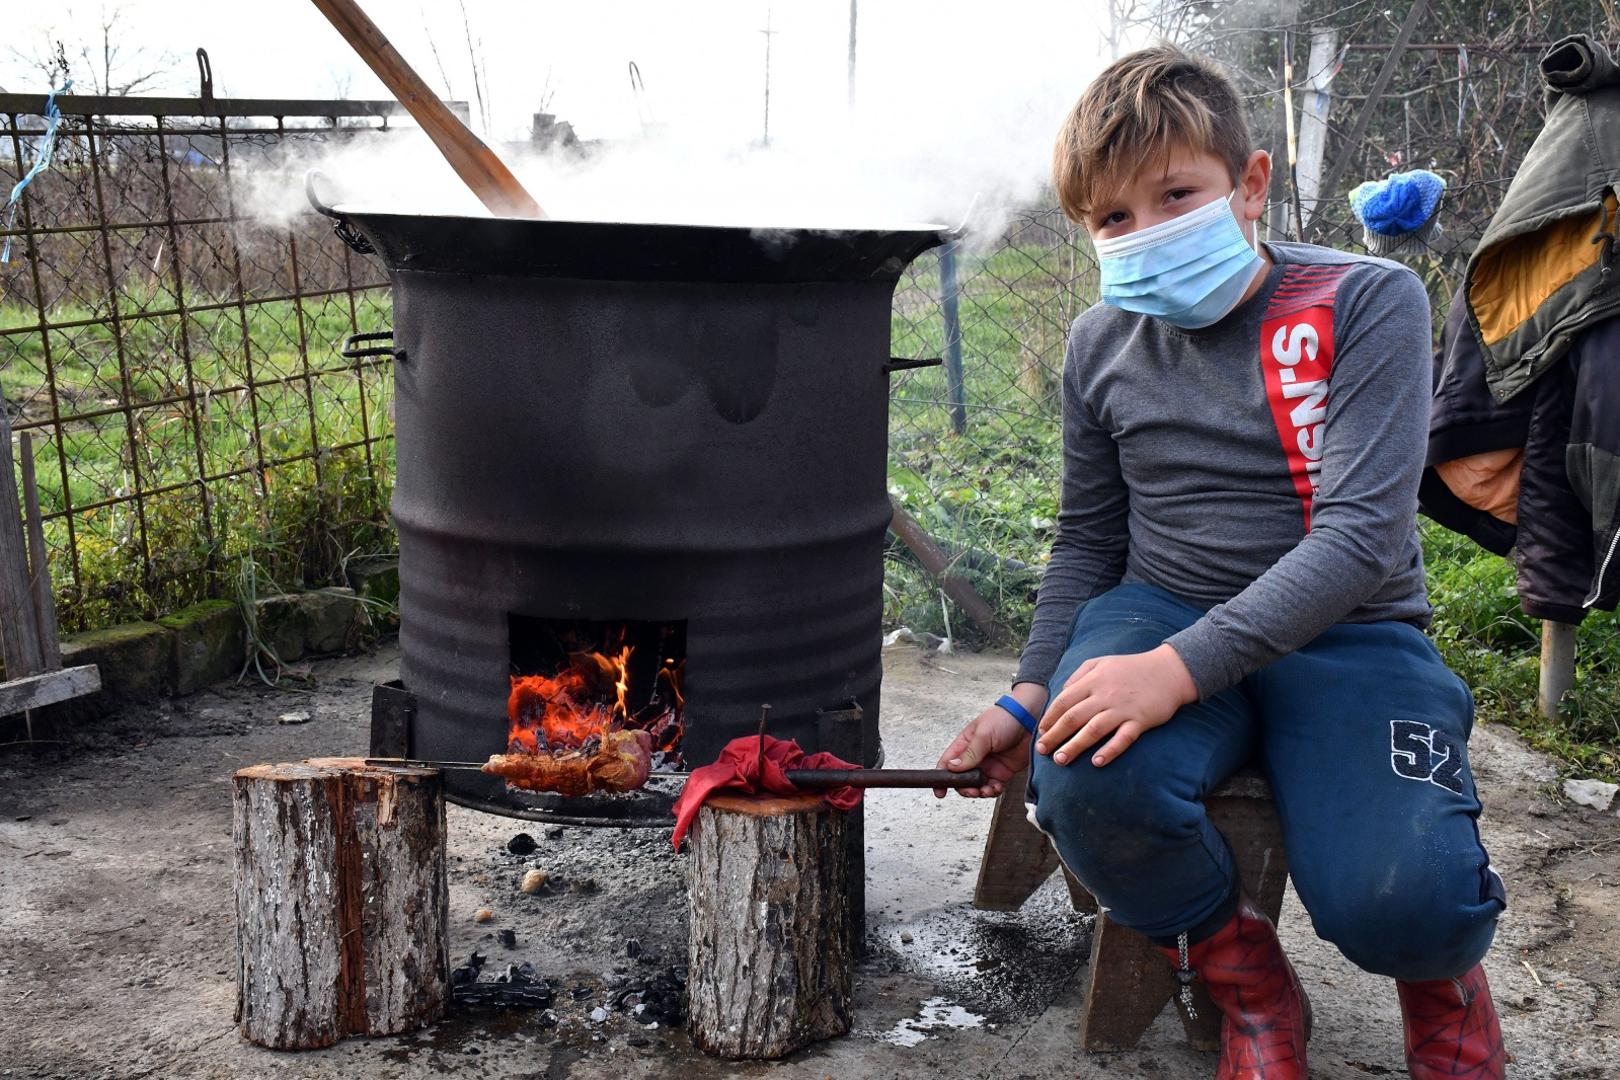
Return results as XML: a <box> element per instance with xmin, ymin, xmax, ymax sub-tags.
<box><xmin>305</xmin><ymin>169</ymin><xmax>375</xmax><ymax>255</ymax></box>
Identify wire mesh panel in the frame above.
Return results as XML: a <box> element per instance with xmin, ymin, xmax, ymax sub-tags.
<box><xmin>1</xmin><ymin>98</ymin><xmax>400</xmax><ymax>631</ymax></box>
<box><xmin>886</xmin><ymin>209</ymin><xmax>1088</xmax><ymax>633</ymax></box>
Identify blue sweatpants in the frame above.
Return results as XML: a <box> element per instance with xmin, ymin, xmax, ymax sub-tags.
<box><xmin>1025</xmin><ymin>583</ymin><xmax>1506</xmax><ymax>982</ymax></box>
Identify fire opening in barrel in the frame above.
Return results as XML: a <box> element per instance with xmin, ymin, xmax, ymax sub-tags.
<box><xmin>502</xmin><ymin>617</ymin><xmax>686</xmax><ymax>795</ymax></box>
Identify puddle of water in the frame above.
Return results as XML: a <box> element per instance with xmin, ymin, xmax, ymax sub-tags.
<box><xmin>868</xmin><ymin>884</ymin><xmax>1092</xmax><ymax>1023</ymax></box>
<box><xmin>866</xmin><ymin>996</ymin><xmax>985</xmax><ymax>1047</ymax></box>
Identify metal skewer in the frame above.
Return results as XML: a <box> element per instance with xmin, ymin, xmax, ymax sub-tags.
<box><xmin>363</xmin><ymin>758</ymin><xmax>985</xmax><ymax>789</ymax></box>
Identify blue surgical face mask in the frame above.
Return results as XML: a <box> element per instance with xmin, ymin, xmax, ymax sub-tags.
<box><xmin>1093</xmin><ymin>191</ymin><xmax>1265</xmax><ymax>329</ymax></box>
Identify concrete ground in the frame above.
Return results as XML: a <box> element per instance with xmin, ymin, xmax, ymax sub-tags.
<box><xmin>1</xmin><ymin>642</ymin><xmax>1617</xmax><ymax>1079</ymax></box>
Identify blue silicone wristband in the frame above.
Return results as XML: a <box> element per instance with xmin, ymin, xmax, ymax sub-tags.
<box><xmin>995</xmin><ymin>693</ymin><xmax>1039</xmax><ymax>734</ymax></box>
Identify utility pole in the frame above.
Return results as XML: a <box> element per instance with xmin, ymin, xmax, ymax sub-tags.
<box><xmin>847</xmin><ymin>0</ymin><xmax>858</xmax><ymax>109</ymax></box>
<box><xmin>759</xmin><ymin>3</ymin><xmax>777</xmax><ymax>146</ymax></box>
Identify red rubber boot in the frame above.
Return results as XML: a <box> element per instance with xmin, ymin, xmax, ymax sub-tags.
<box><xmin>1155</xmin><ymin>896</ymin><xmax>1310</xmax><ymax>1079</ymax></box>
<box><xmin>1397</xmin><ymin>964</ymin><xmax>1506</xmax><ymax>1079</ymax></box>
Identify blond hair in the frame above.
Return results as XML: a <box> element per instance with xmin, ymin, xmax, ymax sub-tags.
<box><xmin>1053</xmin><ymin>44</ymin><xmax>1254</xmax><ymax>222</ymax></box>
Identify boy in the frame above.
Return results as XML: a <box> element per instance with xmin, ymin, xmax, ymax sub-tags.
<box><xmin>935</xmin><ymin>45</ymin><xmax>1506</xmax><ymax>1079</ymax></box>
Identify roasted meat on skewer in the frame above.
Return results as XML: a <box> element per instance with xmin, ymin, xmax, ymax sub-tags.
<box><xmin>482</xmin><ymin>728</ymin><xmax>654</xmax><ymax>797</ymax></box>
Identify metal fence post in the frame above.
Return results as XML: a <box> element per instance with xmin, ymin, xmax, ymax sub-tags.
<box><xmin>939</xmin><ymin>242</ymin><xmax>966</xmax><ymax>435</ymax></box>
<box><xmin>1538</xmin><ymin>620</ymin><xmax>1577</xmax><ymax>719</ymax></box>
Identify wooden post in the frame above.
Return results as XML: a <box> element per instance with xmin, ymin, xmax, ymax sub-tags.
<box><xmin>686</xmin><ymin>792</ymin><xmax>852</xmax><ymax>1059</ymax></box>
<box><xmin>0</xmin><ymin>391</ymin><xmax>46</xmax><ymax>679</ymax></box>
<box><xmin>18</xmin><ymin>433</ymin><xmax>59</xmax><ymax>669</ymax></box>
<box><xmin>233</xmin><ymin>757</ymin><xmax>449</xmax><ymax>1050</ymax></box>
<box><xmin>1539</xmin><ymin>620</ymin><xmax>1577</xmax><ymax>719</ymax></box>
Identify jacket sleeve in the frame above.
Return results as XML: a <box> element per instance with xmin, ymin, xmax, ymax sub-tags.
<box><xmin>1514</xmin><ymin>359</ymin><xmax>1593</xmax><ymax>624</ymax></box>
<box><xmin>1013</xmin><ymin>329</ymin><xmax>1130</xmax><ymax>689</ymax></box>
<box><xmin>1565</xmin><ymin>322</ymin><xmax>1620</xmax><ymax>612</ymax></box>
<box><xmin>1165</xmin><ymin>266</ymin><xmax>1433</xmax><ymax>699</ymax></box>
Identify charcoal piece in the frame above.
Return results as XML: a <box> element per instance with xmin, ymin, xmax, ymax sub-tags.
<box><xmin>544</xmin><ymin>827</ymin><xmax>564</xmax><ymax>840</ymax></box>
<box><xmin>452</xmin><ymin>981</ymin><xmax>556</xmax><ymax>1009</ymax></box>
<box><xmin>628</xmin><ymin>1036</ymin><xmax>650</xmax><ymax>1048</ymax></box>
<box><xmin>537</xmin><ymin>1009</ymin><xmax>558</xmax><ymax>1029</ymax></box>
<box><xmin>506</xmin><ymin>833</ymin><xmax>538</xmax><ymax>855</ymax></box>
<box><xmin>625</xmin><ymin>938</ymin><xmax>642</xmax><ymax>959</ymax></box>
<box><xmin>451</xmin><ymin>965</ymin><xmax>479</xmax><ymax>986</ymax></box>
<box><xmin>468</xmin><ymin>950</ymin><xmax>486</xmax><ymax>969</ymax></box>
<box><xmin>570</xmin><ymin>984</ymin><xmax>593</xmax><ymax>1001</ymax></box>
<box><xmin>497</xmin><ymin>928</ymin><xmax>517</xmax><ymax>948</ymax></box>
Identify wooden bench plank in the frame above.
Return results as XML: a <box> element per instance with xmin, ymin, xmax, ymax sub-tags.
<box><xmin>972</xmin><ymin>770</ymin><xmax>1064</xmax><ymax>911</ymax></box>
<box><xmin>0</xmin><ymin>665</ymin><xmax>101</xmax><ymax>717</ymax></box>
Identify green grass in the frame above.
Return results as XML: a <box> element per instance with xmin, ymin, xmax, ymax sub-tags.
<box><xmin>2</xmin><ymin>284</ymin><xmax>395</xmax><ymax>631</ymax></box>
<box><xmin>1424</xmin><ymin>524</ymin><xmax>1620</xmax><ymax>778</ymax></box>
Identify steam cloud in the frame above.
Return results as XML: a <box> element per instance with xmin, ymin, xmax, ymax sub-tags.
<box><xmin>241</xmin><ymin>1</ymin><xmax>1118</xmax><ymax>240</ymax></box>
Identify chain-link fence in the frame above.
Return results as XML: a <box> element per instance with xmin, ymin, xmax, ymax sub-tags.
<box><xmin>0</xmin><ymin>93</ymin><xmax>410</xmax><ymax>633</ymax></box>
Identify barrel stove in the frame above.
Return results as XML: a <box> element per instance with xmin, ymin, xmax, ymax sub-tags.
<box><xmin>316</xmin><ymin>188</ymin><xmax>947</xmax><ymax>842</ymax></box>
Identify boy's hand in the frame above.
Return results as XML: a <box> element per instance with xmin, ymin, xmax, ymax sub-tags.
<box><xmin>1036</xmin><ymin>645</ymin><xmax>1197</xmax><ymax>767</ymax></box>
<box><xmin>933</xmin><ymin>683</ymin><xmax>1046</xmax><ymax>799</ymax></box>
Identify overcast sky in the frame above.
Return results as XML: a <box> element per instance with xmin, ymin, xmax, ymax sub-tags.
<box><xmin>4</xmin><ymin>2</ymin><xmax>1119</xmax><ymax>141</ymax></box>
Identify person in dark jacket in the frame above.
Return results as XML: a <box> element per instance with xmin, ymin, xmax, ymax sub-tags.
<box><xmin>1423</xmin><ymin>288</ymin><xmax>1620</xmax><ymax>623</ymax></box>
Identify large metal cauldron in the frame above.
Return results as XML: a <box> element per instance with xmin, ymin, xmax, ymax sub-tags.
<box><xmin>319</xmin><ymin>190</ymin><xmax>947</xmax><ymax>824</ymax></box>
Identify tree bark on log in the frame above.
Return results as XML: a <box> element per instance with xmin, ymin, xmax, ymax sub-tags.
<box><xmin>686</xmin><ymin>792</ymin><xmax>852</xmax><ymax>1059</ymax></box>
<box><xmin>233</xmin><ymin>757</ymin><xmax>449</xmax><ymax>1050</ymax></box>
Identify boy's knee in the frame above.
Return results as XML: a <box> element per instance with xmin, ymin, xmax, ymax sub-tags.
<box><xmin>1307</xmin><ymin>870</ymin><xmax>1503</xmax><ymax>981</ymax></box>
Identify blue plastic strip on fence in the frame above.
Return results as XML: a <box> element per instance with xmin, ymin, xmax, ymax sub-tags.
<box><xmin>2</xmin><ymin>80</ymin><xmax>72</xmax><ymax>264</ymax></box>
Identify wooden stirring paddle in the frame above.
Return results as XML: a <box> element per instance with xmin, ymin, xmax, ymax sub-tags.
<box><xmin>310</xmin><ymin>0</ymin><xmax>544</xmax><ymax>219</ymax></box>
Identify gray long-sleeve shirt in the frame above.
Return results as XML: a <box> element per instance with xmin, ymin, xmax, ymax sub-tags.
<box><xmin>1015</xmin><ymin>241</ymin><xmax>1434</xmax><ymax>698</ymax></box>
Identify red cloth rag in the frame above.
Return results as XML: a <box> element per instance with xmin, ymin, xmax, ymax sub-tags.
<box><xmin>670</xmin><ymin>734</ymin><xmax>862</xmax><ymax>848</ymax></box>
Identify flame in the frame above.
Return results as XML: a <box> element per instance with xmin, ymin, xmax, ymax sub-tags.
<box><xmin>507</xmin><ymin>642</ymin><xmax>683</xmax><ymax>759</ymax></box>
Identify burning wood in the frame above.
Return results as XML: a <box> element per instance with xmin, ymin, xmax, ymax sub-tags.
<box><xmin>490</xmin><ymin>639</ymin><xmax>681</xmax><ymax>796</ymax></box>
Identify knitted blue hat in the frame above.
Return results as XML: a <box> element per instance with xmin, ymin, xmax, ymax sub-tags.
<box><xmin>1348</xmin><ymin>170</ymin><xmax>1446</xmax><ymax>255</ymax></box>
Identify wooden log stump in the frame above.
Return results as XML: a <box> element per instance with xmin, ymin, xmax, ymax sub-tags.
<box><xmin>686</xmin><ymin>792</ymin><xmax>852</xmax><ymax>1059</ymax></box>
<box><xmin>232</xmin><ymin>756</ymin><xmax>449</xmax><ymax>1050</ymax></box>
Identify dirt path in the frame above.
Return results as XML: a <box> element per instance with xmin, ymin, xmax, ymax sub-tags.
<box><xmin>1</xmin><ymin>644</ymin><xmax>1615</xmax><ymax>1079</ymax></box>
